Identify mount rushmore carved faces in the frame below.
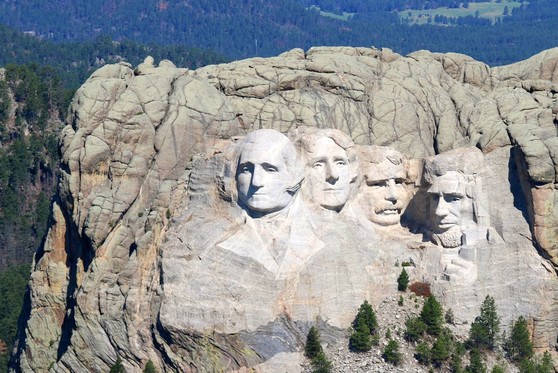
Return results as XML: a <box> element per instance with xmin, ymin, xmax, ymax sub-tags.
<box><xmin>359</xmin><ymin>146</ymin><xmax>411</xmax><ymax>226</ymax></box>
<box><xmin>297</xmin><ymin>129</ymin><xmax>358</xmax><ymax>212</ymax></box>
<box><xmin>235</xmin><ymin>129</ymin><xmax>304</xmax><ymax>217</ymax></box>
<box><xmin>423</xmin><ymin>148</ymin><xmax>486</xmax><ymax>248</ymax></box>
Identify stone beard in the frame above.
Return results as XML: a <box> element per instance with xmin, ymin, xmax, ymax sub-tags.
<box><xmin>427</xmin><ymin>171</ymin><xmax>469</xmax><ymax>248</ymax></box>
<box><xmin>359</xmin><ymin>147</ymin><xmax>411</xmax><ymax>227</ymax></box>
<box><xmin>235</xmin><ymin>129</ymin><xmax>303</xmax><ymax>218</ymax></box>
<box><xmin>298</xmin><ymin>129</ymin><xmax>357</xmax><ymax>212</ymax></box>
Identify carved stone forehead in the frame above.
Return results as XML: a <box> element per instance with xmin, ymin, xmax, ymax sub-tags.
<box><xmin>426</xmin><ymin>171</ymin><xmax>467</xmax><ymax>196</ymax></box>
<box><xmin>359</xmin><ymin>145</ymin><xmax>407</xmax><ymax>182</ymax></box>
<box><xmin>235</xmin><ymin>129</ymin><xmax>305</xmax><ymax>184</ymax></box>
<box><xmin>238</xmin><ymin>129</ymin><xmax>295</xmax><ymax>164</ymax></box>
<box><xmin>423</xmin><ymin>147</ymin><xmax>484</xmax><ymax>185</ymax></box>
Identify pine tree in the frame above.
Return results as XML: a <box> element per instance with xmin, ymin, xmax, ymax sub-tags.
<box><xmin>305</xmin><ymin>326</ymin><xmax>323</xmax><ymax>359</ymax></box>
<box><xmin>349</xmin><ymin>317</ymin><xmax>372</xmax><ymax>352</ymax></box>
<box><xmin>397</xmin><ymin>268</ymin><xmax>409</xmax><ymax>291</ymax></box>
<box><xmin>383</xmin><ymin>339</ymin><xmax>402</xmax><ymax>366</ymax></box>
<box><xmin>143</xmin><ymin>360</ymin><xmax>158</xmax><ymax>373</ymax></box>
<box><xmin>305</xmin><ymin>326</ymin><xmax>332</xmax><ymax>373</ymax></box>
<box><xmin>431</xmin><ymin>329</ymin><xmax>452</xmax><ymax>368</ymax></box>
<box><xmin>503</xmin><ymin>315</ymin><xmax>533</xmax><ymax>363</ymax></box>
<box><xmin>405</xmin><ymin>316</ymin><xmax>427</xmax><ymax>342</ymax></box>
<box><xmin>311</xmin><ymin>351</ymin><xmax>333</xmax><ymax>373</ymax></box>
<box><xmin>349</xmin><ymin>300</ymin><xmax>378</xmax><ymax>352</ymax></box>
<box><xmin>468</xmin><ymin>295</ymin><xmax>500</xmax><ymax>350</ymax></box>
<box><xmin>465</xmin><ymin>349</ymin><xmax>486</xmax><ymax>373</ymax></box>
<box><xmin>355</xmin><ymin>300</ymin><xmax>377</xmax><ymax>334</ymax></box>
<box><xmin>109</xmin><ymin>357</ymin><xmax>126</xmax><ymax>373</ymax></box>
<box><xmin>414</xmin><ymin>341</ymin><xmax>431</xmax><ymax>365</ymax></box>
<box><xmin>420</xmin><ymin>295</ymin><xmax>444</xmax><ymax>336</ymax></box>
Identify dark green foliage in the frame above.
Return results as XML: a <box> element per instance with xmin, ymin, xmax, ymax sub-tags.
<box><xmin>445</xmin><ymin>308</ymin><xmax>455</xmax><ymax>325</ymax></box>
<box><xmin>110</xmin><ymin>357</ymin><xmax>126</xmax><ymax>373</ymax></box>
<box><xmin>397</xmin><ymin>268</ymin><xmax>409</xmax><ymax>291</ymax></box>
<box><xmin>0</xmin><ymin>66</ymin><xmax>63</xmax><ymax>270</ymax></box>
<box><xmin>451</xmin><ymin>342</ymin><xmax>466</xmax><ymax>373</ymax></box>
<box><xmin>0</xmin><ymin>264</ymin><xmax>29</xmax><ymax>373</ymax></box>
<box><xmin>468</xmin><ymin>296</ymin><xmax>500</xmax><ymax>350</ymax></box>
<box><xmin>310</xmin><ymin>351</ymin><xmax>333</xmax><ymax>373</ymax></box>
<box><xmin>354</xmin><ymin>300</ymin><xmax>377</xmax><ymax>333</ymax></box>
<box><xmin>143</xmin><ymin>360</ymin><xmax>158</xmax><ymax>373</ymax></box>
<box><xmin>465</xmin><ymin>349</ymin><xmax>486</xmax><ymax>373</ymax></box>
<box><xmin>305</xmin><ymin>326</ymin><xmax>332</xmax><ymax>373</ymax></box>
<box><xmin>349</xmin><ymin>317</ymin><xmax>372</xmax><ymax>352</ymax></box>
<box><xmin>349</xmin><ymin>301</ymin><xmax>378</xmax><ymax>352</ymax></box>
<box><xmin>0</xmin><ymin>80</ymin><xmax>10</xmax><ymax>126</ymax></box>
<box><xmin>420</xmin><ymin>295</ymin><xmax>444</xmax><ymax>336</ymax></box>
<box><xmin>491</xmin><ymin>365</ymin><xmax>505</xmax><ymax>373</ymax></box>
<box><xmin>518</xmin><ymin>351</ymin><xmax>553</xmax><ymax>373</ymax></box>
<box><xmin>305</xmin><ymin>326</ymin><xmax>323</xmax><ymax>359</ymax></box>
<box><xmin>503</xmin><ymin>316</ymin><xmax>533</xmax><ymax>363</ymax></box>
<box><xmin>1</xmin><ymin>0</ymin><xmax>558</xmax><ymax>66</ymax></box>
<box><xmin>414</xmin><ymin>341</ymin><xmax>431</xmax><ymax>365</ymax></box>
<box><xmin>398</xmin><ymin>295</ymin><xmax>404</xmax><ymax>306</ymax></box>
<box><xmin>382</xmin><ymin>339</ymin><xmax>402</xmax><ymax>366</ymax></box>
<box><xmin>430</xmin><ymin>330</ymin><xmax>452</xmax><ymax>368</ymax></box>
<box><xmin>405</xmin><ymin>316</ymin><xmax>427</xmax><ymax>342</ymax></box>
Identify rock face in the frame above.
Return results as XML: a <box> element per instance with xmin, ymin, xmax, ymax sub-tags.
<box><xmin>10</xmin><ymin>47</ymin><xmax>558</xmax><ymax>372</ymax></box>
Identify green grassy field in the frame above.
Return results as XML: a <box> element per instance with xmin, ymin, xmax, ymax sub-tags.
<box><xmin>400</xmin><ymin>0</ymin><xmax>524</xmax><ymax>25</ymax></box>
<box><xmin>308</xmin><ymin>5</ymin><xmax>354</xmax><ymax>21</ymax></box>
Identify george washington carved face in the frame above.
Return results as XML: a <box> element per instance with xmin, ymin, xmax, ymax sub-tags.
<box><xmin>236</xmin><ymin>129</ymin><xmax>304</xmax><ymax>217</ymax></box>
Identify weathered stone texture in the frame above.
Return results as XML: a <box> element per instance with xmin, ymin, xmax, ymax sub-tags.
<box><xmin>11</xmin><ymin>47</ymin><xmax>558</xmax><ymax>372</ymax></box>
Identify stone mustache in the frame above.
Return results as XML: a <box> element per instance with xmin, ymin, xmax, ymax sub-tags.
<box><xmin>234</xmin><ymin>128</ymin><xmax>491</xmax><ymax>250</ymax></box>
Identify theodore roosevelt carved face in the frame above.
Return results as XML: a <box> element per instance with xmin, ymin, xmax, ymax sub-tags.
<box><xmin>235</xmin><ymin>129</ymin><xmax>304</xmax><ymax>217</ymax></box>
<box><xmin>297</xmin><ymin>129</ymin><xmax>358</xmax><ymax>212</ymax></box>
<box><xmin>359</xmin><ymin>146</ymin><xmax>411</xmax><ymax>227</ymax></box>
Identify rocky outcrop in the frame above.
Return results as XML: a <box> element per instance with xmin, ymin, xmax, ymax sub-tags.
<box><xmin>11</xmin><ymin>47</ymin><xmax>558</xmax><ymax>372</ymax></box>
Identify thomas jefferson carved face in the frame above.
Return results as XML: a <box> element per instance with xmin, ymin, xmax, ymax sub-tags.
<box><xmin>304</xmin><ymin>136</ymin><xmax>355</xmax><ymax>211</ymax></box>
<box><xmin>236</xmin><ymin>130</ymin><xmax>303</xmax><ymax>217</ymax></box>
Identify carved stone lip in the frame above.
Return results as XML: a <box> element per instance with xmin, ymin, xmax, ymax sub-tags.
<box><xmin>438</xmin><ymin>220</ymin><xmax>458</xmax><ymax>228</ymax></box>
<box><xmin>375</xmin><ymin>208</ymin><xmax>401</xmax><ymax>215</ymax></box>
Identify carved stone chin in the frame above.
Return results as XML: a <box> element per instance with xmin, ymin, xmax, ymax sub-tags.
<box><xmin>432</xmin><ymin>226</ymin><xmax>463</xmax><ymax>248</ymax></box>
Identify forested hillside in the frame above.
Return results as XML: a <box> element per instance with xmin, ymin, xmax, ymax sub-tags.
<box><xmin>0</xmin><ymin>26</ymin><xmax>227</xmax><ymax>372</ymax></box>
<box><xmin>0</xmin><ymin>0</ymin><xmax>556</xmax><ymax>65</ymax></box>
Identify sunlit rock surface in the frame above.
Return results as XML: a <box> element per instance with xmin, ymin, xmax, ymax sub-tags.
<box><xmin>11</xmin><ymin>47</ymin><xmax>558</xmax><ymax>372</ymax></box>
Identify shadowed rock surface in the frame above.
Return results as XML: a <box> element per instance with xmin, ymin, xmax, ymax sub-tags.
<box><xmin>10</xmin><ymin>47</ymin><xmax>558</xmax><ymax>372</ymax></box>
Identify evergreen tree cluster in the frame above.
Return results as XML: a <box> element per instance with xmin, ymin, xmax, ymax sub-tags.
<box><xmin>0</xmin><ymin>264</ymin><xmax>29</xmax><ymax>373</ymax></box>
<box><xmin>349</xmin><ymin>300</ymin><xmax>378</xmax><ymax>352</ymax></box>
<box><xmin>0</xmin><ymin>0</ymin><xmax>553</xmax><ymax>66</ymax></box>
<box><xmin>0</xmin><ymin>65</ymin><xmax>64</xmax><ymax>271</ymax></box>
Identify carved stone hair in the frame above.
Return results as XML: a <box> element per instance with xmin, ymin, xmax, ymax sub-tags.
<box><xmin>422</xmin><ymin>147</ymin><xmax>489</xmax><ymax>227</ymax></box>
<box><xmin>295</xmin><ymin>127</ymin><xmax>358</xmax><ymax>182</ymax></box>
